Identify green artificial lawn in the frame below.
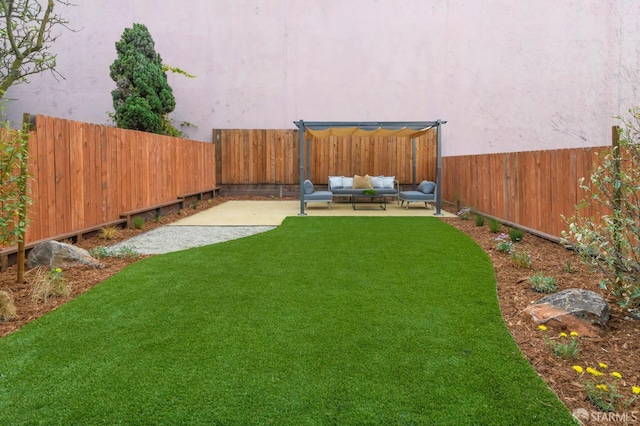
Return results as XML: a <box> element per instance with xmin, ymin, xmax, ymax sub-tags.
<box><xmin>0</xmin><ymin>217</ymin><xmax>576</xmax><ymax>425</ymax></box>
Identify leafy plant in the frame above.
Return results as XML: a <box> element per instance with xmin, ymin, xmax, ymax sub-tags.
<box><xmin>475</xmin><ymin>214</ymin><xmax>485</xmax><ymax>227</ymax></box>
<box><xmin>28</xmin><ymin>267</ymin><xmax>70</xmax><ymax>303</ymax></box>
<box><xmin>562</xmin><ymin>108</ymin><xmax>640</xmax><ymax>311</ymax></box>
<box><xmin>529</xmin><ymin>272</ymin><xmax>558</xmax><ymax>293</ymax></box>
<box><xmin>564</xmin><ymin>260</ymin><xmax>577</xmax><ymax>273</ymax></box>
<box><xmin>510</xmin><ymin>250</ymin><xmax>531</xmax><ymax>268</ymax></box>
<box><xmin>538</xmin><ymin>326</ymin><xmax>580</xmax><ymax>358</ymax></box>
<box><xmin>89</xmin><ymin>246</ymin><xmax>109</xmax><ymax>259</ymax></box>
<box><xmin>573</xmin><ymin>363</ymin><xmax>640</xmax><ymax>412</ymax></box>
<box><xmin>494</xmin><ymin>233</ymin><xmax>514</xmax><ymax>253</ymax></box>
<box><xmin>508</xmin><ymin>227</ymin><xmax>524</xmax><ymax>242</ymax></box>
<box><xmin>132</xmin><ymin>216</ymin><xmax>145</xmax><ymax>230</ymax></box>
<box><xmin>90</xmin><ymin>246</ymin><xmax>140</xmax><ymax>260</ymax></box>
<box><xmin>457</xmin><ymin>207</ymin><xmax>471</xmax><ymax>220</ymax></box>
<box><xmin>98</xmin><ymin>225</ymin><xmax>119</xmax><ymax>240</ymax></box>
<box><xmin>0</xmin><ymin>290</ymin><xmax>16</xmax><ymax>321</ymax></box>
<box><xmin>488</xmin><ymin>218</ymin><xmax>502</xmax><ymax>233</ymax></box>
<box><xmin>0</xmin><ymin>109</ymin><xmax>32</xmax><ymax>283</ymax></box>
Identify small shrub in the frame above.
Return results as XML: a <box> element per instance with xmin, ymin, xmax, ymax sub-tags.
<box><xmin>99</xmin><ymin>225</ymin><xmax>119</xmax><ymax>240</ymax></box>
<box><xmin>114</xmin><ymin>246</ymin><xmax>140</xmax><ymax>259</ymax></box>
<box><xmin>90</xmin><ymin>246</ymin><xmax>140</xmax><ymax>259</ymax></box>
<box><xmin>29</xmin><ymin>267</ymin><xmax>71</xmax><ymax>303</ymax></box>
<box><xmin>529</xmin><ymin>272</ymin><xmax>558</xmax><ymax>293</ymax></box>
<box><xmin>457</xmin><ymin>207</ymin><xmax>471</xmax><ymax>220</ymax></box>
<box><xmin>153</xmin><ymin>212</ymin><xmax>163</xmax><ymax>223</ymax></box>
<box><xmin>538</xmin><ymin>325</ymin><xmax>580</xmax><ymax>359</ymax></box>
<box><xmin>475</xmin><ymin>214</ymin><xmax>485</xmax><ymax>227</ymax></box>
<box><xmin>511</xmin><ymin>250</ymin><xmax>531</xmax><ymax>268</ymax></box>
<box><xmin>494</xmin><ymin>233</ymin><xmax>514</xmax><ymax>253</ymax></box>
<box><xmin>0</xmin><ymin>290</ymin><xmax>16</xmax><ymax>321</ymax></box>
<box><xmin>132</xmin><ymin>216</ymin><xmax>145</xmax><ymax>229</ymax></box>
<box><xmin>573</xmin><ymin>363</ymin><xmax>640</xmax><ymax>412</ymax></box>
<box><xmin>487</xmin><ymin>218</ymin><xmax>501</xmax><ymax>233</ymax></box>
<box><xmin>90</xmin><ymin>246</ymin><xmax>109</xmax><ymax>259</ymax></box>
<box><xmin>564</xmin><ymin>260</ymin><xmax>577</xmax><ymax>273</ymax></box>
<box><xmin>508</xmin><ymin>227</ymin><xmax>524</xmax><ymax>242</ymax></box>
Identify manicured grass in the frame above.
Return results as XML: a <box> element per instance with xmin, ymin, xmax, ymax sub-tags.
<box><xmin>0</xmin><ymin>217</ymin><xmax>576</xmax><ymax>425</ymax></box>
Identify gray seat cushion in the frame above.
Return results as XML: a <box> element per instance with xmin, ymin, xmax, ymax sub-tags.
<box><xmin>304</xmin><ymin>191</ymin><xmax>332</xmax><ymax>201</ymax></box>
<box><xmin>399</xmin><ymin>190</ymin><xmax>435</xmax><ymax>201</ymax></box>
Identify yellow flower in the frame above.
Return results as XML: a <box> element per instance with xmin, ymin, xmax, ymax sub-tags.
<box><xmin>611</xmin><ymin>372</ymin><xmax>622</xmax><ymax>379</ymax></box>
<box><xmin>570</xmin><ymin>331</ymin><xmax>578</xmax><ymax>337</ymax></box>
<box><xmin>573</xmin><ymin>365</ymin><xmax>584</xmax><ymax>374</ymax></box>
<box><xmin>633</xmin><ymin>386</ymin><xmax>640</xmax><ymax>395</ymax></box>
<box><xmin>54</xmin><ymin>268</ymin><xmax>62</xmax><ymax>273</ymax></box>
<box><xmin>596</xmin><ymin>384</ymin><xmax>609</xmax><ymax>392</ymax></box>
<box><xmin>538</xmin><ymin>325</ymin><xmax>547</xmax><ymax>331</ymax></box>
<box><xmin>587</xmin><ymin>367</ymin><xmax>604</xmax><ymax>377</ymax></box>
<box><xmin>598</xmin><ymin>362</ymin><xmax>608</xmax><ymax>369</ymax></box>
<box><xmin>560</xmin><ymin>332</ymin><xmax>568</xmax><ymax>338</ymax></box>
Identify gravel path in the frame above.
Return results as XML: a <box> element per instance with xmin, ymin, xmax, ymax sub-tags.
<box><xmin>109</xmin><ymin>226</ymin><xmax>276</xmax><ymax>255</ymax></box>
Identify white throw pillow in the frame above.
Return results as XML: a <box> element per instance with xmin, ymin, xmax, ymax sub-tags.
<box><xmin>342</xmin><ymin>177</ymin><xmax>354</xmax><ymax>188</ymax></box>
<box><xmin>369</xmin><ymin>175</ymin><xmax>383</xmax><ymax>188</ymax></box>
<box><xmin>381</xmin><ymin>176</ymin><xmax>395</xmax><ymax>189</ymax></box>
<box><xmin>329</xmin><ymin>176</ymin><xmax>343</xmax><ymax>189</ymax></box>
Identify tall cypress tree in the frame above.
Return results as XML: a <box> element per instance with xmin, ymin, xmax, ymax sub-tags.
<box><xmin>109</xmin><ymin>23</ymin><xmax>176</xmax><ymax>135</ymax></box>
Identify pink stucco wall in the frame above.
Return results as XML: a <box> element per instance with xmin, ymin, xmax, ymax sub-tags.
<box><xmin>4</xmin><ymin>1</ymin><xmax>640</xmax><ymax>155</ymax></box>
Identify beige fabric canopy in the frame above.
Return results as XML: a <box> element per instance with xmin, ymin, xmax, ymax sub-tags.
<box><xmin>305</xmin><ymin>126</ymin><xmax>433</xmax><ymax>139</ymax></box>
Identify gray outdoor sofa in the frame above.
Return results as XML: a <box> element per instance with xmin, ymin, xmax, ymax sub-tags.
<box><xmin>302</xmin><ymin>175</ymin><xmax>403</xmax><ymax>209</ymax></box>
<box><xmin>328</xmin><ymin>175</ymin><xmax>399</xmax><ymax>199</ymax></box>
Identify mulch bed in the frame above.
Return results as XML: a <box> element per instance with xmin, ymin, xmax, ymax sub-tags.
<box><xmin>1</xmin><ymin>197</ymin><xmax>638</xmax><ymax>423</ymax></box>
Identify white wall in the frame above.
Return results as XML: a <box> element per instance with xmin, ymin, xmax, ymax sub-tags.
<box><xmin>4</xmin><ymin>0</ymin><xmax>640</xmax><ymax>155</ymax></box>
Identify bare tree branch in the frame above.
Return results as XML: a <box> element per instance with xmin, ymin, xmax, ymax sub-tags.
<box><xmin>0</xmin><ymin>0</ymin><xmax>76</xmax><ymax>95</ymax></box>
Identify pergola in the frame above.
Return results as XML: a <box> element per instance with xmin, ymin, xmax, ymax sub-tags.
<box><xmin>293</xmin><ymin>120</ymin><xmax>447</xmax><ymax>216</ymax></box>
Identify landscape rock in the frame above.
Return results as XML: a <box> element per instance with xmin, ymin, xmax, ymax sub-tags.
<box><xmin>523</xmin><ymin>288</ymin><xmax>610</xmax><ymax>337</ymax></box>
<box><xmin>27</xmin><ymin>241</ymin><xmax>104</xmax><ymax>269</ymax></box>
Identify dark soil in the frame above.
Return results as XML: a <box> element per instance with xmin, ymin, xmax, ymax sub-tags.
<box><xmin>1</xmin><ymin>197</ymin><xmax>638</xmax><ymax>423</ymax></box>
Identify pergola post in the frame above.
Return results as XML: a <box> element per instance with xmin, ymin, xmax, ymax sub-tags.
<box><xmin>435</xmin><ymin>119</ymin><xmax>443</xmax><ymax>216</ymax></box>
<box><xmin>295</xmin><ymin>120</ymin><xmax>306</xmax><ymax>216</ymax></box>
<box><xmin>411</xmin><ymin>137</ymin><xmax>417</xmax><ymax>190</ymax></box>
<box><xmin>306</xmin><ymin>137</ymin><xmax>311</xmax><ymax>180</ymax></box>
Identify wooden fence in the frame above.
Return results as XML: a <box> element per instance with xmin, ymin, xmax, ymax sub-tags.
<box><xmin>441</xmin><ymin>146</ymin><xmax>609</xmax><ymax>239</ymax></box>
<box><xmin>4</xmin><ymin>115</ymin><xmax>217</xmax><ymax>248</ymax></box>
<box><xmin>212</xmin><ymin>129</ymin><xmax>438</xmax><ymax>186</ymax></box>
<box><xmin>2</xmin><ymin>117</ymin><xmax>612</xmax><ymax>256</ymax></box>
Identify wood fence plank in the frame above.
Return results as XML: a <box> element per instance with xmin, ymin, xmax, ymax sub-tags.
<box><xmin>68</xmin><ymin>120</ymin><xmax>83</xmax><ymax>230</ymax></box>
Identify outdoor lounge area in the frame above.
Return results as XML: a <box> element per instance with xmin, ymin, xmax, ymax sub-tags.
<box><xmin>294</xmin><ymin>120</ymin><xmax>446</xmax><ymax>216</ymax></box>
